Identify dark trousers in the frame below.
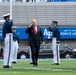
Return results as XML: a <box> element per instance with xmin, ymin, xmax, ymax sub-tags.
<box><xmin>26</xmin><ymin>0</ymin><xmax>29</xmax><ymax>2</ymax></box>
<box><xmin>32</xmin><ymin>0</ymin><xmax>36</xmax><ymax>2</ymax></box>
<box><xmin>30</xmin><ymin>46</ymin><xmax>40</xmax><ymax>66</ymax></box>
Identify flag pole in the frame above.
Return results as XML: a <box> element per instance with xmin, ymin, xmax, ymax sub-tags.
<box><xmin>10</xmin><ymin>0</ymin><xmax>12</xmax><ymax>19</ymax></box>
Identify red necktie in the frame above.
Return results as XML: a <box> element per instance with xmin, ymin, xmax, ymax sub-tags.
<box><xmin>34</xmin><ymin>27</ymin><xmax>37</xmax><ymax>34</ymax></box>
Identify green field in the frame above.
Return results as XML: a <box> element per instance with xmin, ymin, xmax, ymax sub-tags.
<box><xmin>0</xmin><ymin>59</ymin><xmax>76</xmax><ymax>75</ymax></box>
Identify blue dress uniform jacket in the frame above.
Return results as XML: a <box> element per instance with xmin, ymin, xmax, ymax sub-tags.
<box><xmin>2</xmin><ymin>20</ymin><xmax>13</xmax><ymax>39</ymax></box>
<box><xmin>13</xmin><ymin>32</ymin><xmax>20</xmax><ymax>46</ymax></box>
<box><xmin>48</xmin><ymin>26</ymin><xmax>60</xmax><ymax>43</ymax></box>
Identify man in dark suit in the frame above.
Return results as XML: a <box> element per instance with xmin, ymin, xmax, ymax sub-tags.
<box><xmin>48</xmin><ymin>21</ymin><xmax>60</xmax><ymax>65</ymax></box>
<box><xmin>25</xmin><ymin>19</ymin><xmax>45</xmax><ymax>66</ymax></box>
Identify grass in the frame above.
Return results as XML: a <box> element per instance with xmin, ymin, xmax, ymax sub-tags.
<box><xmin>0</xmin><ymin>59</ymin><xmax>76</xmax><ymax>75</ymax></box>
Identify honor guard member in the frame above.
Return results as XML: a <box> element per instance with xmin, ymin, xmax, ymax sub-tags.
<box><xmin>12</xmin><ymin>26</ymin><xmax>20</xmax><ymax>63</ymax></box>
<box><xmin>48</xmin><ymin>21</ymin><xmax>60</xmax><ymax>65</ymax></box>
<box><xmin>2</xmin><ymin>13</ymin><xmax>13</xmax><ymax>68</ymax></box>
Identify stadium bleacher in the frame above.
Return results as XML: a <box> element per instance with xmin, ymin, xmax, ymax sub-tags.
<box><xmin>0</xmin><ymin>2</ymin><xmax>76</xmax><ymax>27</ymax></box>
<box><xmin>52</xmin><ymin>0</ymin><xmax>76</xmax><ymax>2</ymax></box>
<box><xmin>0</xmin><ymin>0</ymin><xmax>76</xmax><ymax>2</ymax></box>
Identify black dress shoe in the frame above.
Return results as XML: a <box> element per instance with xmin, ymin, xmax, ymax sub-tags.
<box><xmin>12</xmin><ymin>61</ymin><xmax>16</xmax><ymax>64</ymax></box>
<box><xmin>3</xmin><ymin>65</ymin><xmax>12</xmax><ymax>68</ymax></box>
<box><xmin>54</xmin><ymin>63</ymin><xmax>60</xmax><ymax>65</ymax></box>
<box><xmin>36</xmin><ymin>63</ymin><xmax>38</xmax><ymax>66</ymax></box>
<box><xmin>56</xmin><ymin>63</ymin><xmax>60</xmax><ymax>65</ymax></box>
<box><xmin>30</xmin><ymin>62</ymin><xmax>33</xmax><ymax>64</ymax></box>
<box><xmin>33</xmin><ymin>63</ymin><xmax>38</xmax><ymax>67</ymax></box>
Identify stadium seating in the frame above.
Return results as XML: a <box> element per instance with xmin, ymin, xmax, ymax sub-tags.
<box><xmin>52</xmin><ymin>0</ymin><xmax>76</xmax><ymax>2</ymax></box>
<box><xmin>0</xmin><ymin>2</ymin><xmax>76</xmax><ymax>27</ymax></box>
<box><xmin>52</xmin><ymin>0</ymin><xmax>61</xmax><ymax>2</ymax></box>
<box><xmin>0</xmin><ymin>0</ymin><xmax>76</xmax><ymax>2</ymax></box>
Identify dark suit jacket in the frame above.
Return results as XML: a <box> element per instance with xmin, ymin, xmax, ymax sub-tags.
<box><xmin>48</xmin><ymin>26</ymin><xmax>60</xmax><ymax>42</ymax></box>
<box><xmin>25</xmin><ymin>26</ymin><xmax>44</xmax><ymax>46</ymax></box>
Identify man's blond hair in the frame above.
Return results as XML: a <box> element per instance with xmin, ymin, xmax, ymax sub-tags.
<box><xmin>31</xmin><ymin>19</ymin><xmax>37</xmax><ymax>23</ymax></box>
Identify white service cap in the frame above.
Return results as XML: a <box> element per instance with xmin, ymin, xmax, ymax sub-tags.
<box><xmin>3</xmin><ymin>13</ymin><xmax>10</xmax><ymax>18</ymax></box>
<box><xmin>12</xmin><ymin>26</ymin><xmax>17</xmax><ymax>29</ymax></box>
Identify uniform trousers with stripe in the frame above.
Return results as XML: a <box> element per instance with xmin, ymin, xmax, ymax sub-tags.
<box><xmin>28</xmin><ymin>46</ymin><xmax>32</xmax><ymax>63</ymax></box>
<box><xmin>12</xmin><ymin>41</ymin><xmax>18</xmax><ymax>62</ymax></box>
<box><xmin>4</xmin><ymin>33</ymin><xmax>13</xmax><ymax>67</ymax></box>
<box><xmin>52</xmin><ymin>38</ymin><xmax>60</xmax><ymax>64</ymax></box>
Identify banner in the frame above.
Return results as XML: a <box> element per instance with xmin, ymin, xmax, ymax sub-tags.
<box><xmin>43</xmin><ymin>28</ymin><xmax>76</xmax><ymax>39</ymax></box>
<box><xmin>0</xmin><ymin>28</ymin><xmax>76</xmax><ymax>40</ymax></box>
